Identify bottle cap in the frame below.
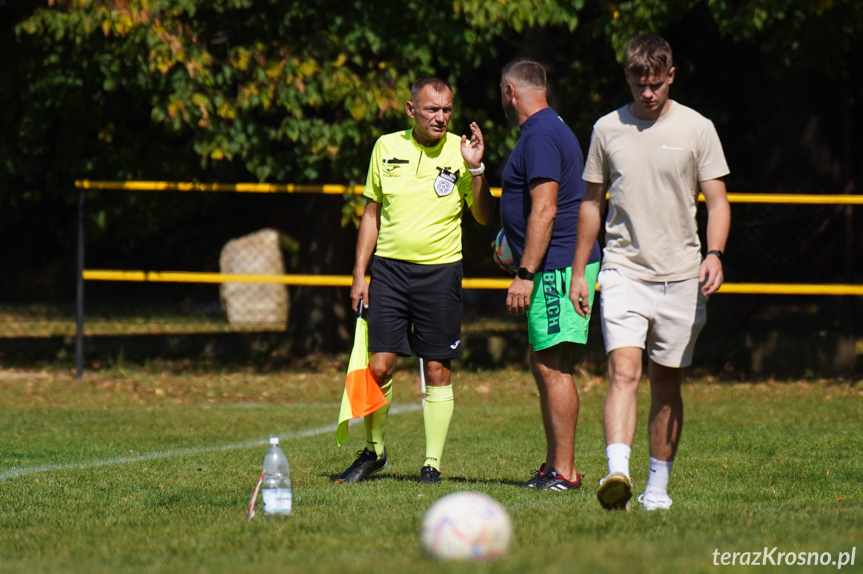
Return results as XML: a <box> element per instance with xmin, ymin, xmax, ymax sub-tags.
<box><xmin>269</xmin><ymin>437</ymin><xmax>279</xmax><ymax>445</ymax></box>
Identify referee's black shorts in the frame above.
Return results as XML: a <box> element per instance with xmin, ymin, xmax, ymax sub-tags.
<box><xmin>367</xmin><ymin>256</ymin><xmax>463</xmax><ymax>360</ymax></box>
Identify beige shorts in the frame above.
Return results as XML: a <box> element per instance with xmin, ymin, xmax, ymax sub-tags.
<box><xmin>598</xmin><ymin>268</ymin><xmax>708</xmax><ymax>368</ymax></box>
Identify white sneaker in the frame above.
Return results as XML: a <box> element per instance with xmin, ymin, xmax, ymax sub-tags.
<box><xmin>638</xmin><ymin>489</ymin><xmax>673</xmax><ymax>510</ymax></box>
<box><xmin>597</xmin><ymin>472</ymin><xmax>632</xmax><ymax>510</ymax></box>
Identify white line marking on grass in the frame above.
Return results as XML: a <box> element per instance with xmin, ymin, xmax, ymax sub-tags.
<box><xmin>0</xmin><ymin>403</ymin><xmax>420</xmax><ymax>481</ymax></box>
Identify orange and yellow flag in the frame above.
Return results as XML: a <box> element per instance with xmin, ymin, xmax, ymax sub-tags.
<box><xmin>336</xmin><ymin>309</ymin><xmax>387</xmax><ymax>446</ymax></box>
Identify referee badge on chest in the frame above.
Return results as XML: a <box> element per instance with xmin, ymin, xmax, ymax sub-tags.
<box><xmin>433</xmin><ymin>167</ymin><xmax>458</xmax><ymax>197</ymax></box>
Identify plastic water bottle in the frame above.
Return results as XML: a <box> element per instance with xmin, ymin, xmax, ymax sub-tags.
<box><xmin>261</xmin><ymin>437</ymin><xmax>292</xmax><ymax>517</ymax></box>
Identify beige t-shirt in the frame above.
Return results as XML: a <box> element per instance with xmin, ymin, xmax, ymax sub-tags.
<box><xmin>583</xmin><ymin>100</ymin><xmax>729</xmax><ymax>281</ymax></box>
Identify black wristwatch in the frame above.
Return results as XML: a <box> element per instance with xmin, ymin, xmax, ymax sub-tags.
<box><xmin>517</xmin><ymin>267</ymin><xmax>535</xmax><ymax>281</ymax></box>
<box><xmin>706</xmin><ymin>249</ymin><xmax>724</xmax><ymax>260</ymax></box>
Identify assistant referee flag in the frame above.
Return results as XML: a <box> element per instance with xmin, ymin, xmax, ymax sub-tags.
<box><xmin>336</xmin><ymin>304</ymin><xmax>387</xmax><ymax>446</ymax></box>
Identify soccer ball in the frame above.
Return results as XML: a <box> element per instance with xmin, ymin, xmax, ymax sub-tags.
<box><xmin>419</xmin><ymin>491</ymin><xmax>513</xmax><ymax>561</ymax></box>
<box><xmin>492</xmin><ymin>229</ymin><xmax>517</xmax><ymax>273</ymax></box>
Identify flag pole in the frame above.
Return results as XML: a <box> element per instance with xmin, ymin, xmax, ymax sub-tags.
<box><xmin>336</xmin><ymin>298</ymin><xmax>388</xmax><ymax>446</ymax></box>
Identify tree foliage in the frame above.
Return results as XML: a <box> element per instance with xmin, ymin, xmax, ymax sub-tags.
<box><xmin>10</xmin><ymin>0</ymin><xmax>859</xmax><ymax>189</ymax></box>
<box><xmin>8</xmin><ymin>0</ymin><xmax>861</xmax><ymax>185</ymax></box>
<box><xmin>605</xmin><ymin>0</ymin><xmax>863</xmax><ymax>75</ymax></box>
<box><xmin>15</xmin><ymin>0</ymin><xmax>583</xmax><ymax>184</ymax></box>
<box><xmin>1</xmin><ymin>0</ymin><xmax>862</xmax><ymax>305</ymax></box>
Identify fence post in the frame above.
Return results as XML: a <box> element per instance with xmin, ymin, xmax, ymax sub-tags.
<box><xmin>75</xmin><ymin>186</ymin><xmax>85</xmax><ymax>379</ymax></box>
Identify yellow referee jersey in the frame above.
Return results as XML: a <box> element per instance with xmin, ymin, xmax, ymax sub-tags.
<box><xmin>364</xmin><ymin>129</ymin><xmax>474</xmax><ymax>265</ymax></box>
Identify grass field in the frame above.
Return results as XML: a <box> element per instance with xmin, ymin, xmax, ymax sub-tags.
<box><xmin>0</xmin><ymin>364</ymin><xmax>861</xmax><ymax>573</ymax></box>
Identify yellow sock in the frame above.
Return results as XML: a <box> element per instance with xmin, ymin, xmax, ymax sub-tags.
<box><xmin>364</xmin><ymin>379</ymin><xmax>392</xmax><ymax>457</ymax></box>
<box><xmin>423</xmin><ymin>385</ymin><xmax>454</xmax><ymax>470</ymax></box>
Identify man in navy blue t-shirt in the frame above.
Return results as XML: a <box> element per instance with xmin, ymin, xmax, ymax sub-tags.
<box><xmin>497</xmin><ymin>58</ymin><xmax>601</xmax><ymax>491</ymax></box>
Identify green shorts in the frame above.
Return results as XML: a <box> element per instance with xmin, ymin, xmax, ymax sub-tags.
<box><xmin>527</xmin><ymin>262</ymin><xmax>599</xmax><ymax>351</ymax></box>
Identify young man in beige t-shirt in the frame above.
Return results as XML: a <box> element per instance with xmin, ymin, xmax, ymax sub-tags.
<box><xmin>570</xmin><ymin>35</ymin><xmax>731</xmax><ymax>511</ymax></box>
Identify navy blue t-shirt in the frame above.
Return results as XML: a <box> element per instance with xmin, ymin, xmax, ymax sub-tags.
<box><xmin>500</xmin><ymin>107</ymin><xmax>601</xmax><ymax>271</ymax></box>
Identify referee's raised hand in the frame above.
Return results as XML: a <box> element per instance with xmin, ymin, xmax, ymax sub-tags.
<box><xmin>460</xmin><ymin>121</ymin><xmax>484</xmax><ymax>168</ymax></box>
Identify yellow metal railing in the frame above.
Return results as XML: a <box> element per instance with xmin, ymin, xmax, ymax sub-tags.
<box><xmin>74</xmin><ymin>180</ymin><xmax>863</xmax><ymax>204</ymax></box>
<box><xmin>76</xmin><ymin>180</ymin><xmax>862</xmax><ymax>296</ymax></box>
<box><xmin>73</xmin><ymin>179</ymin><xmax>861</xmax><ymax>378</ymax></box>
<box><xmin>76</xmin><ymin>180</ymin><xmax>365</xmax><ymax>195</ymax></box>
<box><xmin>79</xmin><ymin>270</ymin><xmax>863</xmax><ymax>296</ymax></box>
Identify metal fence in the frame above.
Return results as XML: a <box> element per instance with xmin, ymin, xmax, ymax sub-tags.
<box><xmin>1</xmin><ymin>180</ymin><xmax>860</xmax><ymax>376</ymax></box>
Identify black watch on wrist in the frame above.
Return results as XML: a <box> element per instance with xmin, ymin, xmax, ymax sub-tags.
<box><xmin>706</xmin><ymin>249</ymin><xmax>724</xmax><ymax>260</ymax></box>
<box><xmin>517</xmin><ymin>267</ymin><xmax>535</xmax><ymax>281</ymax></box>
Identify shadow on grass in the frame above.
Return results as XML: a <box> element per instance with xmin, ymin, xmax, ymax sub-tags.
<box><xmin>323</xmin><ymin>471</ymin><xmax>555</xmax><ymax>489</ymax></box>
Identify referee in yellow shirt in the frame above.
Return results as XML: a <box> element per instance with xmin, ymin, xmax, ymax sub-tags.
<box><xmin>337</xmin><ymin>77</ymin><xmax>494</xmax><ymax>484</ymax></box>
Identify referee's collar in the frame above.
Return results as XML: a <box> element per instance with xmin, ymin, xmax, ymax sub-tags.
<box><xmin>407</xmin><ymin>128</ymin><xmax>447</xmax><ymax>154</ymax></box>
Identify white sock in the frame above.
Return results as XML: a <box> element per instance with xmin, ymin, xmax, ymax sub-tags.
<box><xmin>646</xmin><ymin>457</ymin><xmax>673</xmax><ymax>493</ymax></box>
<box><xmin>606</xmin><ymin>443</ymin><xmax>631</xmax><ymax>477</ymax></box>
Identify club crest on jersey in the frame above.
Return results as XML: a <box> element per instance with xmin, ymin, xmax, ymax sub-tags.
<box><xmin>433</xmin><ymin>167</ymin><xmax>458</xmax><ymax>197</ymax></box>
